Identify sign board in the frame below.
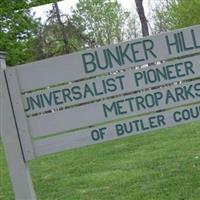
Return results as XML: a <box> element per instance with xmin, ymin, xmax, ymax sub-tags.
<box><xmin>1</xmin><ymin>25</ymin><xmax>200</xmax><ymax>199</ymax></box>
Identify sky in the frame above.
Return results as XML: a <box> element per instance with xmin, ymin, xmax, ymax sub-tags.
<box><xmin>31</xmin><ymin>0</ymin><xmax>155</xmax><ymax>23</ymax></box>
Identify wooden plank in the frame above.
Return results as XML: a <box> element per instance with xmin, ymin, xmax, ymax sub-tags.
<box><xmin>33</xmin><ymin>103</ymin><xmax>200</xmax><ymax>157</ymax></box>
<box><xmin>10</xmin><ymin>24</ymin><xmax>200</xmax><ymax>92</ymax></box>
<box><xmin>0</xmin><ymin>68</ymin><xmax>4</xmax><ymax>136</ymax></box>
<box><xmin>28</xmin><ymin>79</ymin><xmax>200</xmax><ymax>138</ymax></box>
<box><xmin>23</xmin><ymin>55</ymin><xmax>200</xmax><ymax>115</ymax></box>
<box><xmin>0</xmin><ymin>57</ymin><xmax>36</xmax><ymax>199</ymax></box>
<box><xmin>0</xmin><ymin>52</ymin><xmax>7</xmax><ymax>137</ymax></box>
<box><xmin>5</xmin><ymin>69</ymin><xmax>35</xmax><ymax>161</ymax></box>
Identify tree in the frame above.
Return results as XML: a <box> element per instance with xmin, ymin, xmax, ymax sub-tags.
<box><xmin>30</xmin><ymin>4</ymin><xmax>87</xmax><ymax>60</ymax></box>
<box><xmin>135</xmin><ymin>0</ymin><xmax>149</xmax><ymax>36</ymax></box>
<box><xmin>152</xmin><ymin>1</ymin><xmax>169</xmax><ymax>34</ymax></box>
<box><xmin>53</xmin><ymin>2</ymin><xmax>69</xmax><ymax>54</ymax></box>
<box><xmin>72</xmin><ymin>0</ymin><xmax>129</xmax><ymax>47</ymax></box>
<box><xmin>0</xmin><ymin>0</ymin><xmax>64</xmax><ymax>66</ymax></box>
<box><xmin>153</xmin><ymin>0</ymin><xmax>200</xmax><ymax>31</ymax></box>
<box><xmin>0</xmin><ymin>1</ymin><xmax>39</xmax><ymax>65</ymax></box>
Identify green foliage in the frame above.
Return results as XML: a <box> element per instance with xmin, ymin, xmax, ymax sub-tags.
<box><xmin>154</xmin><ymin>0</ymin><xmax>200</xmax><ymax>31</ymax></box>
<box><xmin>72</xmin><ymin>0</ymin><xmax>129</xmax><ymax>47</ymax></box>
<box><xmin>153</xmin><ymin>2</ymin><xmax>169</xmax><ymax>34</ymax></box>
<box><xmin>0</xmin><ymin>0</ymin><xmax>138</xmax><ymax>65</ymax></box>
<box><xmin>30</xmin><ymin>0</ymin><xmax>131</xmax><ymax>60</ymax></box>
<box><xmin>0</xmin><ymin>0</ymin><xmax>61</xmax><ymax>10</ymax></box>
<box><xmin>168</xmin><ymin>0</ymin><xmax>200</xmax><ymax>29</ymax></box>
<box><xmin>0</xmin><ymin>1</ymin><xmax>39</xmax><ymax>66</ymax></box>
<box><xmin>30</xmin><ymin>9</ymin><xmax>87</xmax><ymax>60</ymax></box>
<box><xmin>1</xmin><ymin>122</ymin><xmax>200</xmax><ymax>199</ymax></box>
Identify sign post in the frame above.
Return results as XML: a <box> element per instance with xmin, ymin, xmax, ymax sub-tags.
<box><xmin>1</xmin><ymin>25</ymin><xmax>200</xmax><ymax>199</ymax></box>
<box><xmin>0</xmin><ymin>52</ymin><xmax>36</xmax><ymax>200</ymax></box>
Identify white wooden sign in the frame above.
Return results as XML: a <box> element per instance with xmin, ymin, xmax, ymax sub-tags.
<box><xmin>1</xmin><ymin>25</ymin><xmax>200</xmax><ymax>199</ymax></box>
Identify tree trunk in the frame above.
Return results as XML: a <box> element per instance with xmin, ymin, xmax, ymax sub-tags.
<box><xmin>53</xmin><ymin>2</ymin><xmax>69</xmax><ymax>54</ymax></box>
<box><xmin>135</xmin><ymin>0</ymin><xmax>149</xmax><ymax>36</ymax></box>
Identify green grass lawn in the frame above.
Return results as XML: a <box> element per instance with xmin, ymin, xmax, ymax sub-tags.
<box><xmin>1</xmin><ymin>121</ymin><xmax>200</xmax><ymax>200</ymax></box>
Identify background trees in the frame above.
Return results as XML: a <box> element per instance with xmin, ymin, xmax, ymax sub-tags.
<box><xmin>30</xmin><ymin>3</ymin><xmax>87</xmax><ymax>60</ymax></box>
<box><xmin>0</xmin><ymin>0</ymin><xmax>57</xmax><ymax>65</ymax></box>
<box><xmin>0</xmin><ymin>0</ymin><xmax>36</xmax><ymax>65</ymax></box>
<box><xmin>1</xmin><ymin>0</ymin><xmax>199</xmax><ymax>66</ymax></box>
<box><xmin>72</xmin><ymin>0</ymin><xmax>129</xmax><ymax>47</ymax></box>
<box><xmin>153</xmin><ymin>0</ymin><xmax>200</xmax><ymax>31</ymax></box>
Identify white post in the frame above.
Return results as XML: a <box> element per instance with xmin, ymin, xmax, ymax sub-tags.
<box><xmin>0</xmin><ymin>52</ymin><xmax>36</xmax><ymax>200</ymax></box>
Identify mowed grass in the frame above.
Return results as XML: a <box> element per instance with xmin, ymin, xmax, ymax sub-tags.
<box><xmin>1</xmin><ymin>121</ymin><xmax>200</xmax><ymax>200</ymax></box>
